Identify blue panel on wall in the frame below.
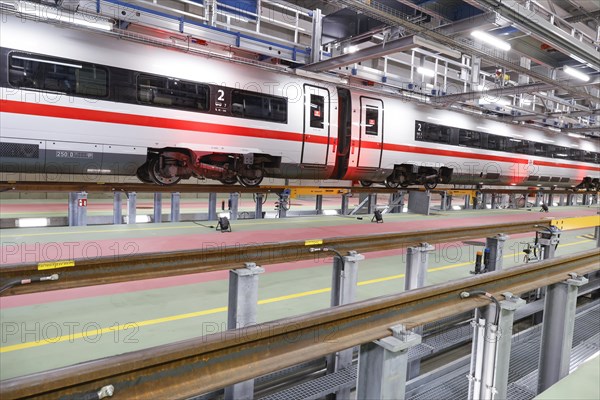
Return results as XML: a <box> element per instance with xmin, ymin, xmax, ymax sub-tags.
<box><xmin>218</xmin><ymin>0</ymin><xmax>257</xmax><ymax>20</ymax></box>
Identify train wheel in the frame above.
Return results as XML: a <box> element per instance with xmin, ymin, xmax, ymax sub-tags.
<box><xmin>424</xmin><ymin>181</ymin><xmax>438</xmax><ymax>190</ymax></box>
<box><xmin>136</xmin><ymin>164</ymin><xmax>154</xmax><ymax>184</ymax></box>
<box><xmin>400</xmin><ymin>181</ymin><xmax>410</xmax><ymax>188</ymax></box>
<box><xmin>384</xmin><ymin>179</ymin><xmax>400</xmax><ymax>189</ymax></box>
<box><xmin>238</xmin><ymin>175</ymin><xmax>263</xmax><ymax>187</ymax></box>
<box><xmin>148</xmin><ymin>158</ymin><xmax>181</xmax><ymax>185</ymax></box>
<box><xmin>360</xmin><ymin>180</ymin><xmax>373</xmax><ymax>187</ymax></box>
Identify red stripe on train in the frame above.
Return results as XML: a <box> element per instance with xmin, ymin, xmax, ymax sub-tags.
<box><xmin>1</xmin><ymin>100</ymin><xmax>598</xmax><ymax>172</ymax></box>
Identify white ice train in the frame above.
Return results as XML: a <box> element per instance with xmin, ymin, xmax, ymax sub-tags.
<box><xmin>1</xmin><ymin>14</ymin><xmax>599</xmax><ymax>189</ymax></box>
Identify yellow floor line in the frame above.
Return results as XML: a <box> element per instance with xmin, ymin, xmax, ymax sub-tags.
<box><xmin>1</xmin><ymin>238</ymin><xmax>594</xmax><ymax>353</ymax></box>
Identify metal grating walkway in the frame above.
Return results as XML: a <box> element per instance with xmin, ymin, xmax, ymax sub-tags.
<box><xmin>407</xmin><ymin>306</ymin><xmax>600</xmax><ymax>400</ymax></box>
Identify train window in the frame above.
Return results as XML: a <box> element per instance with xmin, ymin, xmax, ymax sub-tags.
<box><xmin>486</xmin><ymin>134</ymin><xmax>506</xmax><ymax>152</ymax></box>
<box><xmin>505</xmin><ymin>138</ymin><xmax>530</xmax><ymax>154</ymax></box>
<box><xmin>549</xmin><ymin>146</ymin><xmax>569</xmax><ymax>159</ymax></box>
<box><xmin>365</xmin><ymin>107</ymin><xmax>379</xmax><ymax>135</ymax></box>
<box><xmin>137</xmin><ymin>74</ymin><xmax>209</xmax><ymax>112</ymax></box>
<box><xmin>458</xmin><ymin>130</ymin><xmax>481</xmax><ymax>148</ymax></box>
<box><xmin>415</xmin><ymin>121</ymin><xmax>450</xmax><ymax>144</ymax></box>
<box><xmin>231</xmin><ymin>90</ymin><xmax>287</xmax><ymax>123</ymax></box>
<box><xmin>583</xmin><ymin>151</ymin><xmax>598</xmax><ymax>164</ymax></box>
<box><xmin>310</xmin><ymin>95</ymin><xmax>325</xmax><ymax>129</ymax></box>
<box><xmin>534</xmin><ymin>142</ymin><xmax>547</xmax><ymax>157</ymax></box>
<box><xmin>9</xmin><ymin>53</ymin><xmax>107</xmax><ymax>97</ymax></box>
<box><xmin>569</xmin><ymin>148</ymin><xmax>583</xmax><ymax>161</ymax></box>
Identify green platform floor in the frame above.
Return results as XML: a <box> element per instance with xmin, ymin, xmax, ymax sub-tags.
<box><xmin>534</xmin><ymin>355</ymin><xmax>600</xmax><ymax>400</ymax></box>
<box><xmin>1</xmin><ymin>222</ymin><xmax>598</xmax><ymax>380</ymax></box>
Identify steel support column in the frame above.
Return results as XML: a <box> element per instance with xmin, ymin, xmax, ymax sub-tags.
<box><xmin>309</xmin><ymin>8</ymin><xmax>323</xmax><ymax>64</ymax></box>
<box><xmin>127</xmin><ymin>192</ymin><xmax>136</xmax><ymax>225</ymax></box>
<box><xmin>491</xmin><ymin>194</ymin><xmax>497</xmax><ymax>209</ymax></box>
<box><xmin>485</xmin><ymin>234</ymin><xmax>508</xmax><ymax>272</ymax></box>
<box><xmin>341</xmin><ymin>194</ymin><xmax>349</xmax><ymax>215</ymax></box>
<box><xmin>208</xmin><ymin>193</ymin><xmax>217</xmax><ymax>221</ymax></box>
<box><xmin>170</xmin><ymin>192</ymin><xmax>180</xmax><ymax>222</ymax></box>
<box><xmin>595</xmin><ymin>225</ymin><xmax>600</xmax><ymax>248</ymax></box>
<box><xmin>153</xmin><ymin>193</ymin><xmax>162</xmax><ymax>223</ymax></box>
<box><xmin>328</xmin><ymin>251</ymin><xmax>364</xmax><ymax>399</ymax></box>
<box><xmin>367</xmin><ymin>194</ymin><xmax>377</xmax><ymax>215</ymax></box>
<box><xmin>277</xmin><ymin>193</ymin><xmax>289</xmax><ymax>218</ymax></box>
<box><xmin>404</xmin><ymin>243</ymin><xmax>433</xmax><ymax>379</ymax></box>
<box><xmin>537</xmin><ymin>274</ymin><xmax>588</xmax><ymax>394</ymax></box>
<box><xmin>357</xmin><ymin>325</ymin><xmax>421</xmax><ymax>400</ymax></box>
<box><xmin>68</xmin><ymin>192</ymin><xmax>88</xmax><ymax>226</ymax></box>
<box><xmin>254</xmin><ymin>193</ymin><xmax>264</xmax><ymax>219</ymax></box>
<box><xmin>224</xmin><ymin>262</ymin><xmax>265</xmax><ymax>400</ymax></box>
<box><xmin>113</xmin><ymin>192</ymin><xmax>122</xmax><ymax>224</ymax></box>
<box><xmin>229</xmin><ymin>192</ymin><xmax>239</xmax><ymax>220</ymax></box>
<box><xmin>316</xmin><ymin>195</ymin><xmax>323</xmax><ymax>215</ymax></box>
<box><xmin>559</xmin><ymin>194</ymin><xmax>565</xmax><ymax>206</ymax></box>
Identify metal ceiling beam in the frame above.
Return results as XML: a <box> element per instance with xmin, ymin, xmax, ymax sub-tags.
<box><xmin>566</xmin><ymin>126</ymin><xmax>600</xmax><ymax>133</ymax></box>
<box><xmin>565</xmin><ymin>9</ymin><xmax>600</xmax><ymax>23</ymax></box>
<box><xmin>392</xmin><ymin>0</ymin><xmax>450</xmax><ymax>24</ymax></box>
<box><xmin>301</xmin><ymin>35</ymin><xmax>418</xmax><ymax>72</ymax></box>
<box><xmin>432</xmin><ymin>82</ymin><xmax>551</xmax><ymax>104</ymax></box>
<box><xmin>463</xmin><ymin>0</ymin><xmax>600</xmax><ymax>71</ymax></box>
<box><xmin>322</xmin><ymin>0</ymin><xmax>600</xmax><ymax>105</ymax></box>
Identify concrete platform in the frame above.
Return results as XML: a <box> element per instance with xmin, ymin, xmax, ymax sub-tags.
<box><xmin>0</xmin><ymin>206</ymin><xmax>598</xmax><ymax>380</ymax></box>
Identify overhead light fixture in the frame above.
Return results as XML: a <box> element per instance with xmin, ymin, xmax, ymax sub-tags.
<box><xmin>563</xmin><ymin>66</ymin><xmax>590</xmax><ymax>82</ymax></box>
<box><xmin>479</xmin><ymin>98</ymin><xmax>510</xmax><ymax>106</ymax></box>
<box><xmin>417</xmin><ymin>67</ymin><xmax>435</xmax><ymax>77</ymax></box>
<box><xmin>413</xmin><ymin>36</ymin><xmax>462</xmax><ymax>59</ymax></box>
<box><xmin>470</xmin><ymin>30</ymin><xmax>511</xmax><ymax>51</ymax></box>
<box><xmin>344</xmin><ymin>45</ymin><xmax>359</xmax><ymax>54</ymax></box>
<box><xmin>17</xmin><ymin>2</ymin><xmax>113</xmax><ymax>31</ymax></box>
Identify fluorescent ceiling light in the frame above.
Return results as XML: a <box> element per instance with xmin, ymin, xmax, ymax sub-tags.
<box><xmin>18</xmin><ymin>3</ymin><xmax>113</xmax><ymax>31</ymax></box>
<box><xmin>470</xmin><ymin>30</ymin><xmax>511</xmax><ymax>51</ymax></box>
<box><xmin>479</xmin><ymin>98</ymin><xmax>510</xmax><ymax>106</ymax></box>
<box><xmin>563</xmin><ymin>66</ymin><xmax>590</xmax><ymax>82</ymax></box>
<box><xmin>413</xmin><ymin>36</ymin><xmax>461</xmax><ymax>58</ymax></box>
<box><xmin>417</xmin><ymin>67</ymin><xmax>435</xmax><ymax>77</ymax></box>
<box><xmin>568</xmin><ymin>133</ymin><xmax>585</xmax><ymax>138</ymax></box>
<box><xmin>345</xmin><ymin>46</ymin><xmax>359</xmax><ymax>54</ymax></box>
<box><xmin>521</xmin><ymin>99</ymin><xmax>532</xmax><ymax>105</ymax></box>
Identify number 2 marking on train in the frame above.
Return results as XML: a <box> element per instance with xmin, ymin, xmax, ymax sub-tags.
<box><xmin>417</xmin><ymin>123</ymin><xmax>422</xmax><ymax>132</ymax></box>
<box><xmin>217</xmin><ymin>89</ymin><xmax>225</xmax><ymax>101</ymax></box>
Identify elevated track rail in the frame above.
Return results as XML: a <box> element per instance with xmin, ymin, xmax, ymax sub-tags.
<box><xmin>1</xmin><ymin>250</ymin><xmax>598</xmax><ymax>400</ymax></box>
<box><xmin>0</xmin><ymin>219</ymin><xmax>560</xmax><ymax>295</ymax></box>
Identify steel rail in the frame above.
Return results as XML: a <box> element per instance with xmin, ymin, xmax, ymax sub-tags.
<box><xmin>0</xmin><ymin>181</ymin><xmax>595</xmax><ymax>195</ymax></box>
<box><xmin>1</xmin><ymin>250</ymin><xmax>597</xmax><ymax>399</ymax></box>
<box><xmin>0</xmin><ymin>220</ymin><xmax>553</xmax><ymax>295</ymax></box>
<box><xmin>0</xmin><ymin>181</ymin><xmax>400</xmax><ymax>194</ymax></box>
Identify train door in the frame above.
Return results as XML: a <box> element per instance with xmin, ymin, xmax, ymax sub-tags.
<box><xmin>301</xmin><ymin>84</ymin><xmax>330</xmax><ymax>165</ymax></box>
<box><xmin>357</xmin><ymin>97</ymin><xmax>384</xmax><ymax>168</ymax></box>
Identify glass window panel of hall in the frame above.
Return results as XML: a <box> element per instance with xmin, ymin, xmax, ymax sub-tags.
<box><xmin>365</xmin><ymin>107</ymin><xmax>379</xmax><ymax>135</ymax></box>
<box><xmin>137</xmin><ymin>74</ymin><xmax>209</xmax><ymax>111</ymax></box>
<box><xmin>310</xmin><ymin>94</ymin><xmax>325</xmax><ymax>128</ymax></box>
<box><xmin>9</xmin><ymin>53</ymin><xmax>107</xmax><ymax>97</ymax></box>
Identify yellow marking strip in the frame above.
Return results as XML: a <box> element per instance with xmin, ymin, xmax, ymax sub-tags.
<box><xmin>1</xmin><ymin>238</ymin><xmax>594</xmax><ymax>353</ymax></box>
<box><xmin>304</xmin><ymin>239</ymin><xmax>323</xmax><ymax>246</ymax></box>
<box><xmin>552</xmin><ymin>216</ymin><xmax>600</xmax><ymax>231</ymax></box>
<box><xmin>37</xmin><ymin>260</ymin><xmax>75</xmax><ymax>271</ymax></box>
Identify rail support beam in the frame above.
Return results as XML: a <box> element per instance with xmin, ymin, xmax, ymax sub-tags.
<box><xmin>254</xmin><ymin>193</ymin><xmax>264</xmax><ymax>219</ymax></box>
<box><xmin>229</xmin><ymin>192</ymin><xmax>239</xmax><ymax>220</ymax></box>
<box><xmin>224</xmin><ymin>262</ymin><xmax>265</xmax><ymax>400</ymax></box>
<box><xmin>153</xmin><ymin>193</ymin><xmax>162</xmax><ymax>223</ymax></box>
<box><xmin>407</xmin><ymin>191</ymin><xmax>431</xmax><ymax>215</ymax></box>
<box><xmin>357</xmin><ymin>325</ymin><xmax>421</xmax><ymax>400</ymax></box>
<box><xmin>316</xmin><ymin>195</ymin><xmax>323</xmax><ymax>215</ymax></box>
<box><xmin>127</xmin><ymin>192</ymin><xmax>137</xmax><ymax>225</ymax></box>
<box><xmin>327</xmin><ymin>251</ymin><xmax>364</xmax><ymax>399</ymax></box>
<box><xmin>341</xmin><ymin>194</ymin><xmax>349</xmax><ymax>215</ymax></box>
<box><xmin>170</xmin><ymin>192</ymin><xmax>181</xmax><ymax>222</ymax></box>
<box><xmin>537</xmin><ymin>273</ymin><xmax>588</xmax><ymax>394</ymax></box>
<box><xmin>68</xmin><ymin>192</ymin><xmax>88</xmax><ymax>227</ymax></box>
<box><xmin>405</xmin><ymin>243</ymin><xmax>433</xmax><ymax>379</ymax></box>
<box><xmin>208</xmin><ymin>193</ymin><xmax>217</xmax><ymax>221</ymax></box>
<box><xmin>485</xmin><ymin>234</ymin><xmax>508</xmax><ymax>272</ymax></box>
<box><xmin>113</xmin><ymin>192</ymin><xmax>122</xmax><ymax>224</ymax></box>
